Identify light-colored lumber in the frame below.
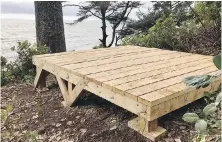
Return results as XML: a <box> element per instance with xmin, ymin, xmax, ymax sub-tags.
<box><xmin>85</xmin><ymin>81</ymin><xmax>148</xmax><ymax>119</ymax></box>
<box><xmin>139</xmin><ymin>71</ymin><xmax>220</xmax><ymax>106</ymax></box>
<box><xmin>101</xmin><ymin>57</ymin><xmax>212</xmax><ymax>85</ymax></box>
<box><xmin>61</xmin><ymin>49</ymin><xmax>174</xmax><ymax>69</ymax></box>
<box><xmin>56</xmin><ymin>77</ymin><xmax>88</xmax><ymax>107</ymax></box>
<box><xmin>87</xmin><ymin>54</ymin><xmax>209</xmax><ymax>79</ymax></box>
<box><xmin>34</xmin><ymin>67</ymin><xmax>49</xmax><ymax>88</ymax></box>
<box><xmin>125</xmin><ymin>66</ymin><xmax>217</xmax><ymax>99</ymax></box>
<box><xmin>145</xmin><ymin>77</ymin><xmax>221</xmax><ymax>120</ymax></box>
<box><xmin>128</xmin><ymin>117</ymin><xmax>166</xmax><ymax>141</ymax></box>
<box><xmin>33</xmin><ymin>46</ymin><xmax>220</xmax><ymax>142</ymax></box>
<box><xmin>72</xmin><ymin>52</ymin><xmax>187</xmax><ymax>76</ymax></box>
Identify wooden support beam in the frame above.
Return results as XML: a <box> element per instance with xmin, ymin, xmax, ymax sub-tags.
<box><xmin>34</xmin><ymin>67</ymin><xmax>49</xmax><ymax>89</ymax></box>
<box><xmin>128</xmin><ymin>117</ymin><xmax>166</xmax><ymax>141</ymax></box>
<box><xmin>56</xmin><ymin>76</ymin><xmax>88</xmax><ymax>107</ymax></box>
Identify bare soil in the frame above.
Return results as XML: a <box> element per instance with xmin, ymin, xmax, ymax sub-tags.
<box><xmin>1</xmin><ymin>82</ymin><xmax>220</xmax><ymax>142</ymax></box>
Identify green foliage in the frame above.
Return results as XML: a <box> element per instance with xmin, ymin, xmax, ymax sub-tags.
<box><xmin>183</xmin><ymin>54</ymin><xmax>221</xmax><ymax>135</ymax></box>
<box><xmin>92</xmin><ymin>44</ymin><xmax>105</xmax><ymax>49</ymax></box>
<box><xmin>1</xmin><ymin>41</ymin><xmax>48</xmax><ymax>86</ymax></box>
<box><xmin>182</xmin><ymin>113</ymin><xmax>199</xmax><ymax>123</ymax></box>
<box><xmin>123</xmin><ymin>15</ymin><xmax>194</xmax><ymax>51</ymax></box>
<box><xmin>183</xmin><ymin>75</ymin><xmax>213</xmax><ymax>89</ymax></box>
<box><xmin>122</xmin><ymin>2</ymin><xmax>221</xmax><ymax>55</ymax></box>
<box><xmin>213</xmin><ymin>54</ymin><xmax>221</xmax><ymax>70</ymax></box>
<box><xmin>195</xmin><ymin>119</ymin><xmax>208</xmax><ymax>133</ymax></box>
<box><xmin>183</xmin><ymin>90</ymin><xmax>221</xmax><ymax>133</ymax></box>
<box><xmin>215</xmin><ymin>92</ymin><xmax>222</xmax><ymax>105</ymax></box>
<box><xmin>1</xmin><ymin>104</ymin><xmax>13</xmax><ymax>123</ymax></box>
<box><xmin>24</xmin><ymin>131</ymin><xmax>40</xmax><ymax>142</ymax></box>
<box><xmin>203</xmin><ymin>103</ymin><xmax>217</xmax><ymax>116</ymax></box>
<box><xmin>194</xmin><ymin>1</ymin><xmax>221</xmax><ymax>27</ymax></box>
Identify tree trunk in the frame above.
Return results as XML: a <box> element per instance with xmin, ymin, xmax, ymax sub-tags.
<box><xmin>34</xmin><ymin>1</ymin><xmax>66</xmax><ymax>53</ymax></box>
<box><xmin>99</xmin><ymin>10</ymin><xmax>107</xmax><ymax>47</ymax></box>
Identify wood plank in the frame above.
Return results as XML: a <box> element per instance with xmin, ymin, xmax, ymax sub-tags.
<box><xmin>86</xmin><ymin>54</ymin><xmax>209</xmax><ymax>79</ymax></box>
<box><xmin>33</xmin><ymin>45</ymin><xmax>135</xmax><ymax>59</ymax></box>
<box><xmin>114</xmin><ymin>63</ymin><xmax>214</xmax><ymax>93</ymax></box>
<box><xmin>56</xmin><ymin>76</ymin><xmax>69</xmax><ymax>102</ymax></box>
<box><xmin>34</xmin><ymin>46</ymin><xmax>151</xmax><ymax>64</ymax></box>
<box><xmin>61</xmin><ymin>49</ymin><xmax>178</xmax><ymax>70</ymax></box>
<box><xmin>146</xmin><ymin>77</ymin><xmax>221</xmax><ymax>120</ymax></box>
<box><xmin>51</xmin><ymin>47</ymin><xmax>158</xmax><ymax>65</ymax></box>
<box><xmin>34</xmin><ymin>56</ymin><xmax>148</xmax><ymax>117</ymax></box>
<box><xmin>34</xmin><ymin>46</ymin><xmax>155</xmax><ymax>66</ymax></box>
<box><xmin>33</xmin><ymin>46</ymin><xmax>139</xmax><ymax>64</ymax></box>
<box><xmin>112</xmin><ymin>66</ymin><xmax>217</xmax><ymax>101</ymax></box>
<box><xmin>100</xmin><ymin>57</ymin><xmax>211</xmax><ymax>84</ymax></box>
<box><xmin>139</xmin><ymin>71</ymin><xmax>221</xmax><ymax>106</ymax></box>
<box><xmin>67</xmin><ymin>79</ymin><xmax>89</xmax><ymax>106</ymax></box>
<box><xmin>85</xmin><ymin>81</ymin><xmax>147</xmax><ymax>119</ymax></box>
<box><xmin>128</xmin><ymin>117</ymin><xmax>166</xmax><ymax>141</ymax></box>
<box><xmin>34</xmin><ymin>67</ymin><xmax>49</xmax><ymax>88</ymax></box>
<box><xmin>125</xmin><ymin>66</ymin><xmax>217</xmax><ymax>98</ymax></box>
<box><xmin>72</xmin><ymin>52</ymin><xmax>188</xmax><ymax>76</ymax></box>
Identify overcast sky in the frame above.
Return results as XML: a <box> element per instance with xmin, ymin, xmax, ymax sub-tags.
<box><xmin>1</xmin><ymin>1</ymin><xmax>153</xmax><ymax>20</ymax></box>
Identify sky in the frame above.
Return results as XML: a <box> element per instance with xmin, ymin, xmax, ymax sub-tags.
<box><xmin>1</xmin><ymin>1</ymin><xmax>153</xmax><ymax>20</ymax></box>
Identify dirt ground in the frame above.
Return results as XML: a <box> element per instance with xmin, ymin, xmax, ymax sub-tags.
<box><xmin>1</xmin><ymin>82</ymin><xmax>220</xmax><ymax>142</ymax></box>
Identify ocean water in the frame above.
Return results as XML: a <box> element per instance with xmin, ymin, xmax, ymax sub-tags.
<box><xmin>1</xmin><ymin>17</ymin><xmax>113</xmax><ymax>60</ymax></box>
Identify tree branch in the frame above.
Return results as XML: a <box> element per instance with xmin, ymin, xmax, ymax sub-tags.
<box><xmin>108</xmin><ymin>1</ymin><xmax>130</xmax><ymax>47</ymax></box>
<box><xmin>64</xmin><ymin>4</ymin><xmax>102</xmax><ymax>19</ymax></box>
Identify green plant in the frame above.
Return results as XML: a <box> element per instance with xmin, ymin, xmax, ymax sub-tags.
<box><xmin>1</xmin><ymin>104</ymin><xmax>13</xmax><ymax>124</ymax></box>
<box><xmin>183</xmin><ymin>92</ymin><xmax>221</xmax><ymax>133</ymax></box>
<box><xmin>24</xmin><ymin>131</ymin><xmax>41</xmax><ymax>142</ymax></box>
<box><xmin>122</xmin><ymin>15</ymin><xmax>194</xmax><ymax>51</ymax></box>
<box><xmin>183</xmin><ymin>54</ymin><xmax>221</xmax><ymax>139</ymax></box>
<box><xmin>183</xmin><ymin>54</ymin><xmax>221</xmax><ymax>89</ymax></box>
<box><xmin>1</xmin><ymin>41</ymin><xmax>48</xmax><ymax>86</ymax></box>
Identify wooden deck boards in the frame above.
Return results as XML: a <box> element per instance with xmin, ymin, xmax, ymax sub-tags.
<box><xmin>33</xmin><ymin>46</ymin><xmax>220</xmax><ymax>141</ymax></box>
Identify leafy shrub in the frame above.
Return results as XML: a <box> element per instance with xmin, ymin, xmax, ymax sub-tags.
<box><xmin>183</xmin><ymin>54</ymin><xmax>221</xmax><ymax>139</ymax></box>
<box><xmin>1</xmin><ymin>41</ymin><xmax>48</xmax><ymax>86</ymax></box>
<box><xmin>182</xmin><ymin>92</ymin><xmax>221</xmax><ymax>133</ymax></box>
<box><xmin>122</xmin><ymin>15</ymin><xmax>194</xmax><ymax>52</ymax></box>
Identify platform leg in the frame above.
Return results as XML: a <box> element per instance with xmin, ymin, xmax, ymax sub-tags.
<box><xmin>34</xmin><ymin>67</ymin><xmax>49</xmax><ymax>89</ymax></box>
<box><xmin>128</xmin><ymin>117</ymin><xmax>166</xmax><ymax>141</ymax></box>
<box><xmin>56</xmin><ymin>76</ymin><xmax>88</xmax><ymax>107</ymax></box>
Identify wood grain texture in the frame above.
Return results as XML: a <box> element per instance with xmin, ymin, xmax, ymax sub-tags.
<box><xmin>33</xmin><ymin>46</ymin><xmax>220</xmax><ymax>121</ymax></box>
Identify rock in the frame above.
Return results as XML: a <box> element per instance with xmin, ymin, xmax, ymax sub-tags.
<box><xmin>80</xmin><ymin>128</ymin><xmax>87</xmax><ymax>135</ymax></box>
<box><xmin>56</xmin><ymin>136</ymin><xmax>61</xmax><ymax>141</ymax></box>
<box><xmin>110</xmin><ymin>125</ymin><xmax>117</xmax><ymax>130</ymax></box>
<box><xmin>164</xmin><ymin>138</ymin><xmax>174</xmax><ymax>142</ymax></box>
<box><xmin>76</xmin><ymin>116</ymin><xmax>80</xmax><ymax>119</ymax></box>
<box><xmin>38</xmin><ymin>126</ymin><xmax>46</xmax><ymax>134</ymax></box>
<box><xmin>111</xmin><ymin>119</ymin><xmax>117</xmax><ymax>123</ymax></box>
<box><xmin>56</xmin><ymin>123</ymin><xmax>61</xmax><ymax>127</ymax></box>
<box><xmin>179</xmin><ymin>126</ymin><xmax>186</xmax><ymax>130</ymax></box>
<box><xmin>32</xmin><ymin>115</ymin><xmax>38</xmax><ymax>119</ymax></box>
<box><xmin>80</xmin><ymin>118</ymin><xmax>85</xmax><ymax>123</ymax></box>
<box><xmin>60</xmin><ymin>118</ymin><xmax>66</xmax><ymax>122</ymax></box>
<box><xmin>174</xmin><ymin>138</ymin><xmax>182</xmax><ymax>142</ymax></box>
<box><xmin>64</xmin><ymin>128</ymin><xmax>72</xmax><ymax>133</ymax></box>
<box><xmin>67</xmin><ymin>121</ymin><xmax>72</xmax><ymax>126</ymax></box>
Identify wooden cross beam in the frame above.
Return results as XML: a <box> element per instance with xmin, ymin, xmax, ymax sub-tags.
<box><xmin>56</xmin><ymin>76</ymin><xmax>89</xmax><ymax>107</ymax></box>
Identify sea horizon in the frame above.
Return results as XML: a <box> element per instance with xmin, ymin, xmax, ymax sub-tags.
<box><xmin>1</xmin><ymin>13</ymin><xmax>112</xmax><ymax>61</ymax></box>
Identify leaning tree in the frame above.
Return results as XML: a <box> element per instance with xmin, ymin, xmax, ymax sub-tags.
<box><xmin>64</xmin><ymin>1</ymin><xmax>141</xmax><ymax>47</ymax></box>
<box><xmin>35</xmin><ymin>1</ymin><xmax>66</xmax><ymax>53</ymax></box>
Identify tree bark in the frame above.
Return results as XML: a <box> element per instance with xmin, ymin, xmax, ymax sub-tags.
<box><xmin>34</xmin><ymin>1</ymin><xmax>66</xmax><ymax>53</ymax></box>
<box><xmin>100</xmin><ymin>10</ymin><xmax>107</xmax><ymax>47</ymax></box>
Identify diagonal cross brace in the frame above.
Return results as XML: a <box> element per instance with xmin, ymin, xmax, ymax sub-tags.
<box><xmin>56</xmin><ymin>76</ymin><xmax>89</xmax><ymax>106</ymax></box>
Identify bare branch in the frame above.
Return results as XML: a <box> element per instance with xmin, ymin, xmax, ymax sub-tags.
<box><xmin>64</xmin><ymin>4</ymin><xmax>102</xmax><ymax>19</ymax></box>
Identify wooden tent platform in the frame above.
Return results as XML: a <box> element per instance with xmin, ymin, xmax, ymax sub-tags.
<box><xmin>33</xmin><ymin>46</ymin><xmax>220</xmax><ymax>141</ymax></box>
